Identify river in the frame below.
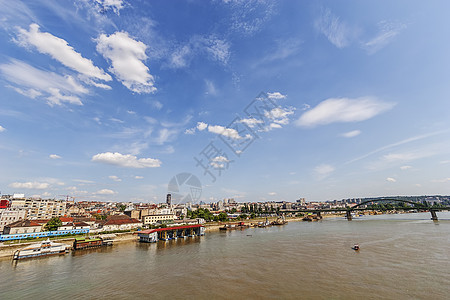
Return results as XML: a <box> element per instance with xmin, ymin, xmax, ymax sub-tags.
<box><xmin>1</xmin><ymin>212</ymin><xmax>450</xmax><ymax>299</ymax></box>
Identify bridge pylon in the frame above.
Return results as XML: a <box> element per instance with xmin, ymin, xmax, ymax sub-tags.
<box><xmin>346</xmin><ymin>210</ymin><xmax>352</xmax><ymax>221</ymax></box>
<box><xmin>430</xmin><ymin>210</ymin><xmax>438</xmax><ymax>221</ymax></box>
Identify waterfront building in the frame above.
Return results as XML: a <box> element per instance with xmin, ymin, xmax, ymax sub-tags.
<box><xmin>0</xmin><ymin>207</ymin><xmax>27</xmax><ymax>232</ymax></box>
<box><xmin>3</xmin><ymin>220</ymin><xmax>42</xmax><ymax>234</ymax></box>
<box><xmin>143</xmin><ymin>214</ymin><xmax>175</xmax><ymax>226</ymax></box>
<box><xmin>95</xmin><ymin>215</ymin><xmax>142</xmax><ymax>232</ymax></box>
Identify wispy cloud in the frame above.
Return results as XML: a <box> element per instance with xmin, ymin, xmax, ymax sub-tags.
<box><xmin>0</xmin><ymin>59</ymin><xmax>86</xmax><ymax>105</ymax></box>
<box><xmin>386</xmin><ymin>177</ymin><xmax>396</xmax><ymax>183</ymax></box>
<box><xmin>315</xmin><ymin>7</ymin><xmax>353</xmax><ymax>48</ymax></box>
<box><xmin>347</xmin><ymin>130</ymin><xmax>448</xmax><ymax>164</ymax></box>
<box><xmin>9</xmin><ymin>181</ymin><xmax>50</xmax><ymax>189</ymax></box>
<box><xmin>49</xmin><ymin>154</ymin><xmax>61</xmax><ymax>159</ymax></box>
<box><xmin>0</xmin><ymin>125</ymin><xmax>6</xmax><ymax>132</ymax></box>
<box><xmin>96</xmin><ymin>31</ymin><xmax>156</xmax><ymax>93</ymax></box>
<box><xmin>108</xmin><ymin>175</ymin><xmax>122</xmax><ymax>182</ymax></box>
<box><xmin>92</xmin><ymin>152</ymin><xmax>161</xmax><ymax>168</ymax></box>
<box><xmin>341</xmin><ymin>130</ymin><xmax>361</xmax><ymax>138</ymax></box>
<box><xmin>314</xmin><ymin>164</ymin><xmax>335</xmax><ymax>180</ymax></box>
<box><xmin>296</xmin><ymin>97</ymin><xmax>394</xmax><ymax>128</ymax></box>
<box><xmin>94</xmin><ymin>188</ymin><xmax>116</xmax><ymax>195</ymax></box>
<box><xmin>363</xmin><ymin>21</ymin><xmax>406</xmax><ymax>54</ymax></box>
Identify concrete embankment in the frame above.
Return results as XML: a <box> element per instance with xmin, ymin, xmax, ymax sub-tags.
<box><xmin>0</xmin><ymin>232</ymin><xmax>139</xmax><ymax>259</ymax></box>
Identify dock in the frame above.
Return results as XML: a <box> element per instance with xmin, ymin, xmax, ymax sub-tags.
<box><xmin>137</xmin><ymin>225</ymin><xmax>205</xmax><ymax>243</ymax></box>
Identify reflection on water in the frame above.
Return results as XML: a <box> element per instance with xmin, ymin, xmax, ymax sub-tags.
<box><xmin>1</xmin><ymin>212</ymin><xmax>450</xmax><ymax>299</ymax></box>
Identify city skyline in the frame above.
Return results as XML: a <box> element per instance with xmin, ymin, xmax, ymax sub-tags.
<box><xmin>1</xmin><ymin>1</ymin><xmax>450</xmax><ymax>203</ymax></box>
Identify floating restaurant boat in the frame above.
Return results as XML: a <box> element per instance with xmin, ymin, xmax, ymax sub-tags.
<box><xmin>220</xmin><ymin>222</ymin><xmax>249</xmax><ymax>230</ymax></box>
<box><xmin>138</xmin><ymin>224</ymin><xmax>205</xmax><ymax>243</ymax></box>
<box><xmin>73</xmin><ymin>236</ymin><xmax>114</xmax><ymax>250</ymax></box>
<box><xmin>13</xmin><ymin>239</ymin><xmax>69</xmax><ymax>260</ymax></box>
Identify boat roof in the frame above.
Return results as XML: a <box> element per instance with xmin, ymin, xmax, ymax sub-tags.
<box><xmin>139</xmin><ymin>224</ymin><xmax>204</xmax><ymax>234</ymax></box>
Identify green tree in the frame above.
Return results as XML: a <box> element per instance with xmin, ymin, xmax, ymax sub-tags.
<box><xmin>217</xmin><ymin>212</ymin><xmax>229</xmax><ymax>222</ymax></box>
<box><xmin>44</xmin><ymin>217</ymin><xmax>62</xmax><ymax>231</ymax></box>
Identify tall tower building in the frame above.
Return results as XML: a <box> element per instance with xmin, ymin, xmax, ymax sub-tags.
<box><xmin>166</xmin><ymin>194</ymin><xmax>172</xmax><ymax>207</ymax></box>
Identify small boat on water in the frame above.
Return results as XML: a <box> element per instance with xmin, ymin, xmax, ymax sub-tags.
<box><xmin>352</xmin><ymin>244</ymin><xmax>360</xmax><ymax>251</ymax></box>
<box><xmin>13</xmin><ymin>239</ymin><xmax>69</xmax><ymax>260</ymax></box>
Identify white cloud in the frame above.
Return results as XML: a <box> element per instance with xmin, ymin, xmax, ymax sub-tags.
<box><xmin>0</xmin><ymin>59</ymin><xmax>86</xmax><ymax>105</ymax></box>
<box><xmin>168</xmin><ymin>35</ymin><xmax>230</xmax><ymax>69</ymax></box>
<box><xmin>301</xmin><ymin>103</ymin><xmax>311</xmax><ymax>111</ymax></box>
<box><xmin>94</xmin><ymin>188</ymin><xmax>116</xmax><ymax>195</ymax></box>
<box><xmin>268</xmin><ymin>192</ymin><xmax>277</xmax><ymax>196</ymax></box>
<box><xmin>315</xmin><ymin>7</ymin><xmax>352</xmax><ymax>48</ymax></box>
<box><xmin>440</xmin><ymin>160</ymin><xmax>450</xmax><ymax>164</ymax></box>
<box><xmin>92</xmin><ymin>152</ymin><xmax>161</xmax><ymax>168</ymax></box>
<box><xmin>9</xmin><ymin>181</ymin><xmax>50</xmax><ymax>189</ymax></box>
<box><xmin>296</xmin><ymin>97</ymin><xmax>394</xmax><ymax>127</ymax></box>
<box><xmin>184</xmin><ymin>128</ymin><xmax>196</xmax><ymax>135</ymax></box>
<box><xmin>96</xmin><ymin>31</ymin><xmax>156</xmax><ymax>93</ymax></box>
<box><xmin>95</xmin><ymin>0</ymin><xmax>125</xmax><ymax>15</ymax></box>
<box><xmin>363</xmin><ymin>21</ymin><xmax>406</xmax><ymax>54</ymax></box>
<box><xmin>208</xmin><ymin>125</ymin><xmax>242</xmax><ymax>140</ymax></box>
<box><xmin>49</xmin><ymin>154</ymin><xmax>61</xmax><ymax>159</ymax></box>
<box><xmin>265</xmin><ymin>106</ymin><xmax>295</xmax><ymax>126</ymax></box>
<box><xmin>267</xmin><ymin>92</ymin><xmax>286</xmax><ymax>100</ymax></box>
<box><xmin>314</xmin><ymin>164</ymin><xmax>335</xmax><ymax>180</ymax></box>
<box><xmin>16</xmin><ymin>24</ymin><xmax>111</xmax><ymax>84</ymax></box>
<box><xmin>386</xmin><ymin>177</ymin><xmax>396</xmax><ymax>183</ymax></box>
<box><xmin>108</xmin><ymin>175</ymin><xmax>122</xmax><ymax>182</ymax></box>
<box><xmin>135</xmin><ymin>176</ymin><xmax>144</xmax><ymax>179</ymax></box>
<box><xmin>240</xmin><ymin>118</ymin><xmax>263</xmax><ymax>128</ymax></box>
<box><xmin>197</xmin><ymin>122</ymin><xmax>208</xmax><ymax>131</ymax></box>
<box><xmin>210</xmin><ymin>156</ymin><xmax>231</xmax><ymax>169</ymax></box>
<box><xmin>400</xmin><ymin>165</ymin><xmax>412</xmax><ymax>170</ymax></box>
<box><xmin>431</xmin><ymin>178</ymin><xmax>450</xmax><ymax>183</ymax></box>
<box><xmin>204</xmin><ymin>37</ymin><xmax>230</xmax><ymax>65</ymax></box>
<box><xmin>383</xmin><ymin>152</ymin><xmax>430</xmax><ymax>162</ymax></box>
<box><xmin>0</xmin><ymin>125</ymin><xmax>5</xmax><ymax>132</ymax></box>
<box><xmin>341</xmin><ymin>130</ymin><xmax>361</xmax><ymax>138</ymax></box>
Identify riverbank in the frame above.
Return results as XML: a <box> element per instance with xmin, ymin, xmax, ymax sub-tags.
<box><xmin>0</xmin><ymin>214</ymin><xmax>344</xmax><ymax>258</ymax></box>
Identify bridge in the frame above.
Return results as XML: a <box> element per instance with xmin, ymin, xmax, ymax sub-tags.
<box><xmin>282</xmin><ymin>198</ymin><xmax>450</xmax><ymax>221</ymax></box>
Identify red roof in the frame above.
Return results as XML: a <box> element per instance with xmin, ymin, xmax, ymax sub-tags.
<box><xmin>139</xmin><ymin>224</ymin><xmax>204</xmax><ymax>234</ymax></box>
<box><xmin>103</xmin><ymin>218</ymin><xmax>141</xmax><ymax>225</ymax></box>
<box><xmin>60</xmin><ymin>217</ymin><xmax>74</xmax><ymax>222</ymax></box>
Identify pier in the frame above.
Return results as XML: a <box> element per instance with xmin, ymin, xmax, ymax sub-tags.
<box><xmin>138</xmin><ymin>225</ymin><xmax>205</xmax><ymax>243</ymax></box>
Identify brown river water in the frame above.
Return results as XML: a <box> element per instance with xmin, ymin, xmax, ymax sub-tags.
<box><xmin>1</xmin><ymin>212</ymin><xmax>450</xmax><ymax>299</ymax></box>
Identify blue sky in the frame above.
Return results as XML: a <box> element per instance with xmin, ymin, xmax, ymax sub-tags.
<box><xmin>1</xmin><ymin>0</ymin><xmax>450</xmax><ymax>203</ymax></box>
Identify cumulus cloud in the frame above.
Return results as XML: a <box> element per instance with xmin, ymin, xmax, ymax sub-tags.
<box><xmin>9</xmin><ymin>181</ymin><xmax>50</xmax><ymax>189</ymax></box>
<box><xmin>314</xmin><ymin>164</ymin><xmax>335</xmax><ymax>180</ymax></box>
<box><xmin>108</xmin><ymin>175</ymin><xmax>122</xmax><ymax>182</ymax></box>
<box><xmin>96</xmin><ymin>31</ymin><xmax>156</xmax><ymax>93</ymax></box>
<box><xmin>49</xmin><ymin>154</ymin><xmax>61</xmax><ymax>159</ymax></box>
<box><xmin>239</xmin><ymin>118</ymin><xmax>264</xmax><ymax>128</ymax></box>
<box><xmin>296</xmin><ymin>97</ymin><xmax>394</xmax><ymax>127</ymax></box>
<box><xmin>94</xmin><ymin>188</ymin><xmax>116</xmax><ymax>195</ymax></box>
<box><xmin>16</xmin><ymin>24</ymin><xmax>111</xmax><ymax>85</ymax></box>
<box><xmin>341</xmin><ymin>130</ymin><xmax>361</xmax><ymax>138</ymax></box>
<box><xmin>386</xmin><ymin>177</ymin><xmax>396</xmax><ymax>183</ymax></box>
<box><xmin>0</xmin><ymin>125</ymin><xmax>5</xmax><ymax>132</ymax></box>
<box><xmin>197</xmin><ymin>122</ymin><xmax>208</xmax><ymax>131</ymax></box>
<box><xmin>92</xmin><ymin>152</ymin><xmax>161</xmax><ymax>168</ymax></box>
<box><xmin>210</xmin><ymin>155</ymin><xmax>231</xmax><ymax>169</ymax></box>
<box><xmin>208</xmin><ymin>125</ymin><xmax>243</xmax><ymax>140</ymax></box>
<box><xmin>0</xmin><ymin>59</ymin><xmax>86</xmax><ymax>106</ymax></box>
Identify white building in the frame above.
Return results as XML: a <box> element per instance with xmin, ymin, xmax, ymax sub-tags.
<box><xmin>0</xmin><ymin>208</ymin><xmax>27</xmax><ymax>232</ymax></box>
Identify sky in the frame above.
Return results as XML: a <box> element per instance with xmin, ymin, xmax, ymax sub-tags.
<box><xmin>0</xmin><ymin>0</ymin><xmax>450</xmax><ymax>204</ymax></box>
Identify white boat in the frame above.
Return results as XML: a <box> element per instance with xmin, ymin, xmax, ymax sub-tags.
<box><xmin>13</xmin><ymin>239</ymin><xmax>69</xmax><ymax>260</ymax></box>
